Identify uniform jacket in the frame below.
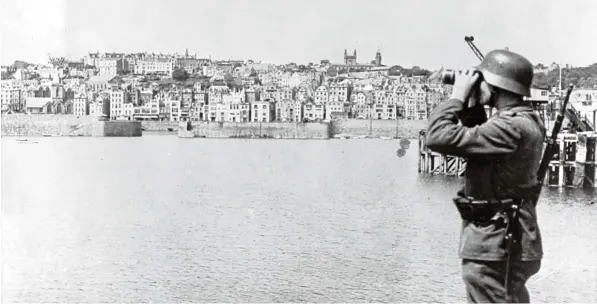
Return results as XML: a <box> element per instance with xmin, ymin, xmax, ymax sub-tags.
<box><xmin>426</xmin><ymin>99</ymin><xmax>545</xmax><ymax>261</ymax></box>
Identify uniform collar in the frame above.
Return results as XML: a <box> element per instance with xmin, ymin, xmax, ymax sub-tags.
<box><xmin>493</xmin><ymin>103</ymin><xmax>534</xmax><ymax>116</ymax></box>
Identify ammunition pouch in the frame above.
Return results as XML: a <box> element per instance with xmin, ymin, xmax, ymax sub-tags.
<box><xmin>452</xmin><ymin>196</ymin><xmax>520</xmax><ymax>222</ymax></box>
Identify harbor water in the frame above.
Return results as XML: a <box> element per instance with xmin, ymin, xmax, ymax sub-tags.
<box><xmin>2</xmin><ymin>136</ymin><xmax>596</xmax><ymax>303</ymax></box>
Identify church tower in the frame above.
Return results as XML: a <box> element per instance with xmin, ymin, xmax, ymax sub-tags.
<box><xmin>375</xmin><ymin>47</ymin><xmax>382</xmax><ymax>66</ymax></box>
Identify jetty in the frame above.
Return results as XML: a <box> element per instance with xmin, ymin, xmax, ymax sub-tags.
<box><xmin>418</xmin><ymin>129</ymin><xmax>597</xmax><ymax>188</ymax></box>
<box><xmin>1</xmin><ymin>114</ymin><xmax>142</xmax><ymax>137</ymax></box>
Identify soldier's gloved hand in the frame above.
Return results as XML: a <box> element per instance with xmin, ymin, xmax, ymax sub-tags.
<box><xmin>450</xmin><ymin>69</ymin><xmax>481</xmax><ymax>104</ymax></box>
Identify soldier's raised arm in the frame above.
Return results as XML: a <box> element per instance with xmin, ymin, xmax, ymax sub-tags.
<box><xmin>425</xmin><ymin>98</ymin><xmax>521</xmax><ymax>160</ymax></box>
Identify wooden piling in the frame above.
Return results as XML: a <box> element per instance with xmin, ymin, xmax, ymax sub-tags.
<box><xmin>582</xmin><ymin>134</ymin><xmax>596</xmax><ymax>188</ymax></box>
<box><xmin>417</xmin><ymin>128</ymin><xmax>596</xmax><ymax>188</ymax></box>
<box><xmin>546</xmin><ymin>133</ymin><xmax>579</xmax><ymax>187</ymax></box>
<box><xmin>418</xmin><ymin>130</ymin><xmax>426</xmax><ymax>173</ymax></box>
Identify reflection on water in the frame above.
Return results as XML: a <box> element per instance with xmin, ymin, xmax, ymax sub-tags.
<box><xmin>1</xmin><ymin>136</ymin><xmax>596</xmax><ymax>303</ymax></box>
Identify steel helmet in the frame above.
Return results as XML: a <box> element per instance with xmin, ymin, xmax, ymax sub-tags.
<box><xmin>476</xmin><ymin>49</ymin><xmax>534</xmax><ymax>97</ymax></box>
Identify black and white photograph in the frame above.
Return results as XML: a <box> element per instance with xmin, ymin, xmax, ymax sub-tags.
<box><xmin>1</xmin><ymin>0</ymin><xmax>596</xmax><ymax>302</ymax></box>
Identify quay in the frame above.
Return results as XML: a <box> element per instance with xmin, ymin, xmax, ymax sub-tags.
<box><xmin>1</xmin><ymin>114</ymin><xmax>142</xmax><ymax>137</ymax></box>
<box><xmin>178</xmin><ymin>120</ymin><xmax>330</xmax><ymax>139</ymax></box>
<box><xmin>177</xmin><ymin>119</ymin><xmax>429</xmax><ymax>140</ymax></box>
<box><xmin>418</xmin><ymin>129</ymin><xmax>597</xmax><ymax>188</ymax></box>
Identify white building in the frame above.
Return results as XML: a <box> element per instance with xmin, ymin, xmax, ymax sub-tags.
<box><xmin>73</xmin><ymin>97</ymin><xmax>89</xmax><ymax>116</ymax></box>
<box><xmin>250</xmin><ymin>101</ymin><xmax>275</xmax><ymax>122</ymax></box>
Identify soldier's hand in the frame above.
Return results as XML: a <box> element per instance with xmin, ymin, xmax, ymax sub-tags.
<box><xmin>450</xmin><ymin>69</ymin><xmax>481</xmax><ymax>103</ymax></box>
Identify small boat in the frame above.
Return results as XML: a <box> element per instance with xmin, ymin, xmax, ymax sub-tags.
<box><xmin>16</xmin><ymin>125</ymin><xmax>31</xmax><ymax>142</ymax></box>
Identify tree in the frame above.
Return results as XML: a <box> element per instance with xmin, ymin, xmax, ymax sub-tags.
<box><xmin>532</xmin><ymin>73</ymin><xmax>549</xmax><ymax>89</ymax></box>
<box><xmin>13</xmin><ymin>60</ymin><xmax>31</xmax><ymax>69</ymax></box>
<box><xmin>530</xmin><ymin>63</ymin><xmax>597</xmax><ymax>89</ymax></box>
<box><xmin>172</xmin><ymin>68</ymin><xmax>189</xmax><ymax>81</ymax></box>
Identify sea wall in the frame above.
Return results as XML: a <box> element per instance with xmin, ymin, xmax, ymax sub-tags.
<box><xmin>92</xmin><ymin>121</ymin><xmax>142</xmax><ymax>137</ymax></box>
<box><xmin>2</xmin><ymin>114</ymin><xmax>429</xmax><ymax>139</ymax></box>
<box><xmin>141</xmin><ymin>121</ymin><xmax>178</xmax><ymax>132</ymax></box>
<box><xmin>1</xmin><ymin>114</ymin><xmax>96</xmax><ymax>136</ymax></box>
<box><xmin>179</xmin><ymin>121</ymin><xmax>331</xmax><ymax>139</ymax></box>
<box><xmin>1</xmin><ymin>114</ymin><xmax>141</xmax><ymax>137</ymax></box>
<box><xmin>330</xmin><ymin>119</ymin><xmax>428</xmax><ymax>139</ymax></box>
<box><xmin>178</xmin><ymin>119</ymin><xmax>429</xmax><ymax>139</ymax></box>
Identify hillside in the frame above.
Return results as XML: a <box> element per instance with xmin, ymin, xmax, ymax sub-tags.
<box><xmin>533</xmin><ymin>63</ymin><xmax>597</xmax><ymax>90</ymax></box>
<box><xmin>392</xmin><ymin>66</ymin><xmax>432</xmax><ymax>77</ymax></box>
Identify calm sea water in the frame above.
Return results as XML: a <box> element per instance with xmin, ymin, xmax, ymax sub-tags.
<box><xmin>2</xmin><ymin>136</ymin><xmax>596</xmax><ymax>303</ymax></box>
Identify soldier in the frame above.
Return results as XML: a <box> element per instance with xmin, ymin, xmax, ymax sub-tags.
<box><xmin>425</xmin><ymin>50</ymin><xmax>545</xmax><ymax>303</ymax></box>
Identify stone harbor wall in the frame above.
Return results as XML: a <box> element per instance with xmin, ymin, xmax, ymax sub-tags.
<box><xmin>1</xmin><ymin>114</ymin><xmax>141</xmax><ymax>137</ymax></box>
<box><xmin>330</xmin><ymin>119</ymin><xmax>428</xmax><ymax>139</ymax></box>
<box><xmin>179</xmin><ymin>121</ymin><xmax>330</xmax><ymax>139</ymax></box>
<box><xmin>1</xmin><ymin>114</ymin><xmax>97</xmax><ymax>136</ymax></box>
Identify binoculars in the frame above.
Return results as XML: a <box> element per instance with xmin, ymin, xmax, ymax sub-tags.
<box><xmin>440</xmin><ymin>69</ymin><xmax>482</xmax><ymax>85</ymax></box>
<box><xmin>440</xmin><ymin>70</ymin><xmax>457</xmax><ymax>85</ymax></box>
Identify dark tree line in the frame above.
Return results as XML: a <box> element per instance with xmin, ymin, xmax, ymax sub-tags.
<box><xmin>533</xmin><ymin>63</ymin><xmax>597</xmax><ymax>89</ymax></box>
<box><xmin>391</xmin><ymin>65</ymin><xmax>431</xmax><ymax>77</ymax></box>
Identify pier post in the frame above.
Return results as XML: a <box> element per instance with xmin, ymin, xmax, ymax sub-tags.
<box><xmin>547</xmin><ymin>134</ymin><xmax>579</xmax><ymax>187</ymax></box>
<box><xmin>563</xmin><ymin>134</ymin><xmax>578</xmax><ymax>187</ymax></box>
<box><xmin>418</xmin><ymin>130</ymin><xmax>425</xmax><ymax>173</ymax></box>
<box><xmin>559</xmin><ymin>137</ymin><xmax>565</xmax><ymax>187</ymax></box>
<box><xmin>583</xmin><ymin>135</ymin><xmax>596</xmax><ymax>188</ymax></box>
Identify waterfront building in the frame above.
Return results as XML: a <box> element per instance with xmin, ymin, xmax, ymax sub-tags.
<box><xmin>1</xmin><ymin>88</ymin><xmax>23</xmax><ymax>113</ymax></box>
<box><xmin>250</xmin><ymin>100</ymin><xmax>276</xmax><ymax>122</ymax></box>
<box><xmin>110</xmin><ymin>89</ymin><xmax>131</xmax><ymax>120</ymax></box>
<box><xmin>73</xmin><ymin>96</ymin><xmax>89</xmax><ymax>116</ymax></box>
<box><xmin>89</xmin><ymin>94</ymin><xmax>111</xmax><ymax>117</ymax></box>
<box><xmin>324</xmin><ymin>101</ymin><xmax>344</xmax><ymax>121</ymax></box>
<box><xmin>226</xmin><ymin>103</ymin><xmax>251</xmax><ymax>122</ymax></box>
<box><xmin>190</xmin><ymin>101</ymin><xmax>206</xmax><ymax>121</ymax></box>
<box><xmin>179</xmin><ymin>89</ymin><xmax>193</xmax><ymax>121</ymax></box>
<box><xmin>169</xmin><ymin>97</ymin><xmax>181</xmax><ymax>121</ymax></box>
<box><xmin>133</xmin><ymin>98</ymin><xmax>160</xmax><ymax>120</ymax></box>
<box><xmin>276</xmin><ymin>99</ymin><xmax>302</xmax><ymax>122</ymax></box>
<box><xmin>25</xmin><ymin>97</ymin><xmax>52</xmax><ymax>114</ymax></box>
<box><xmin>303</xmin><ymin>101</ymin><xmax>324</xmax><ymax>121</ymax></box>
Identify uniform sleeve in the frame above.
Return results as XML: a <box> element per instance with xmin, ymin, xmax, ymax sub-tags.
<box><xmin>458</xmin><ymin>103</ymin><xmax>488</xmax><ymax>127</ymax></box>
<box><xmin>425</xmin><ymin>99</ymin><xmax>521</xmax><ymax>159</ymax></box>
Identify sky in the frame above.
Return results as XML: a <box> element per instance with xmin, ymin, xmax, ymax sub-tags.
<box><xmin>1</xmin><ymin>0</ymin><xmax>596</xmax><ymax>70</ymax></box>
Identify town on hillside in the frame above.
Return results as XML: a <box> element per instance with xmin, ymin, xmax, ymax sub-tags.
<box><xmin>1</xmin><ymin>48</ymin><xmax>596</xmax><ymax>126</ymax></box>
